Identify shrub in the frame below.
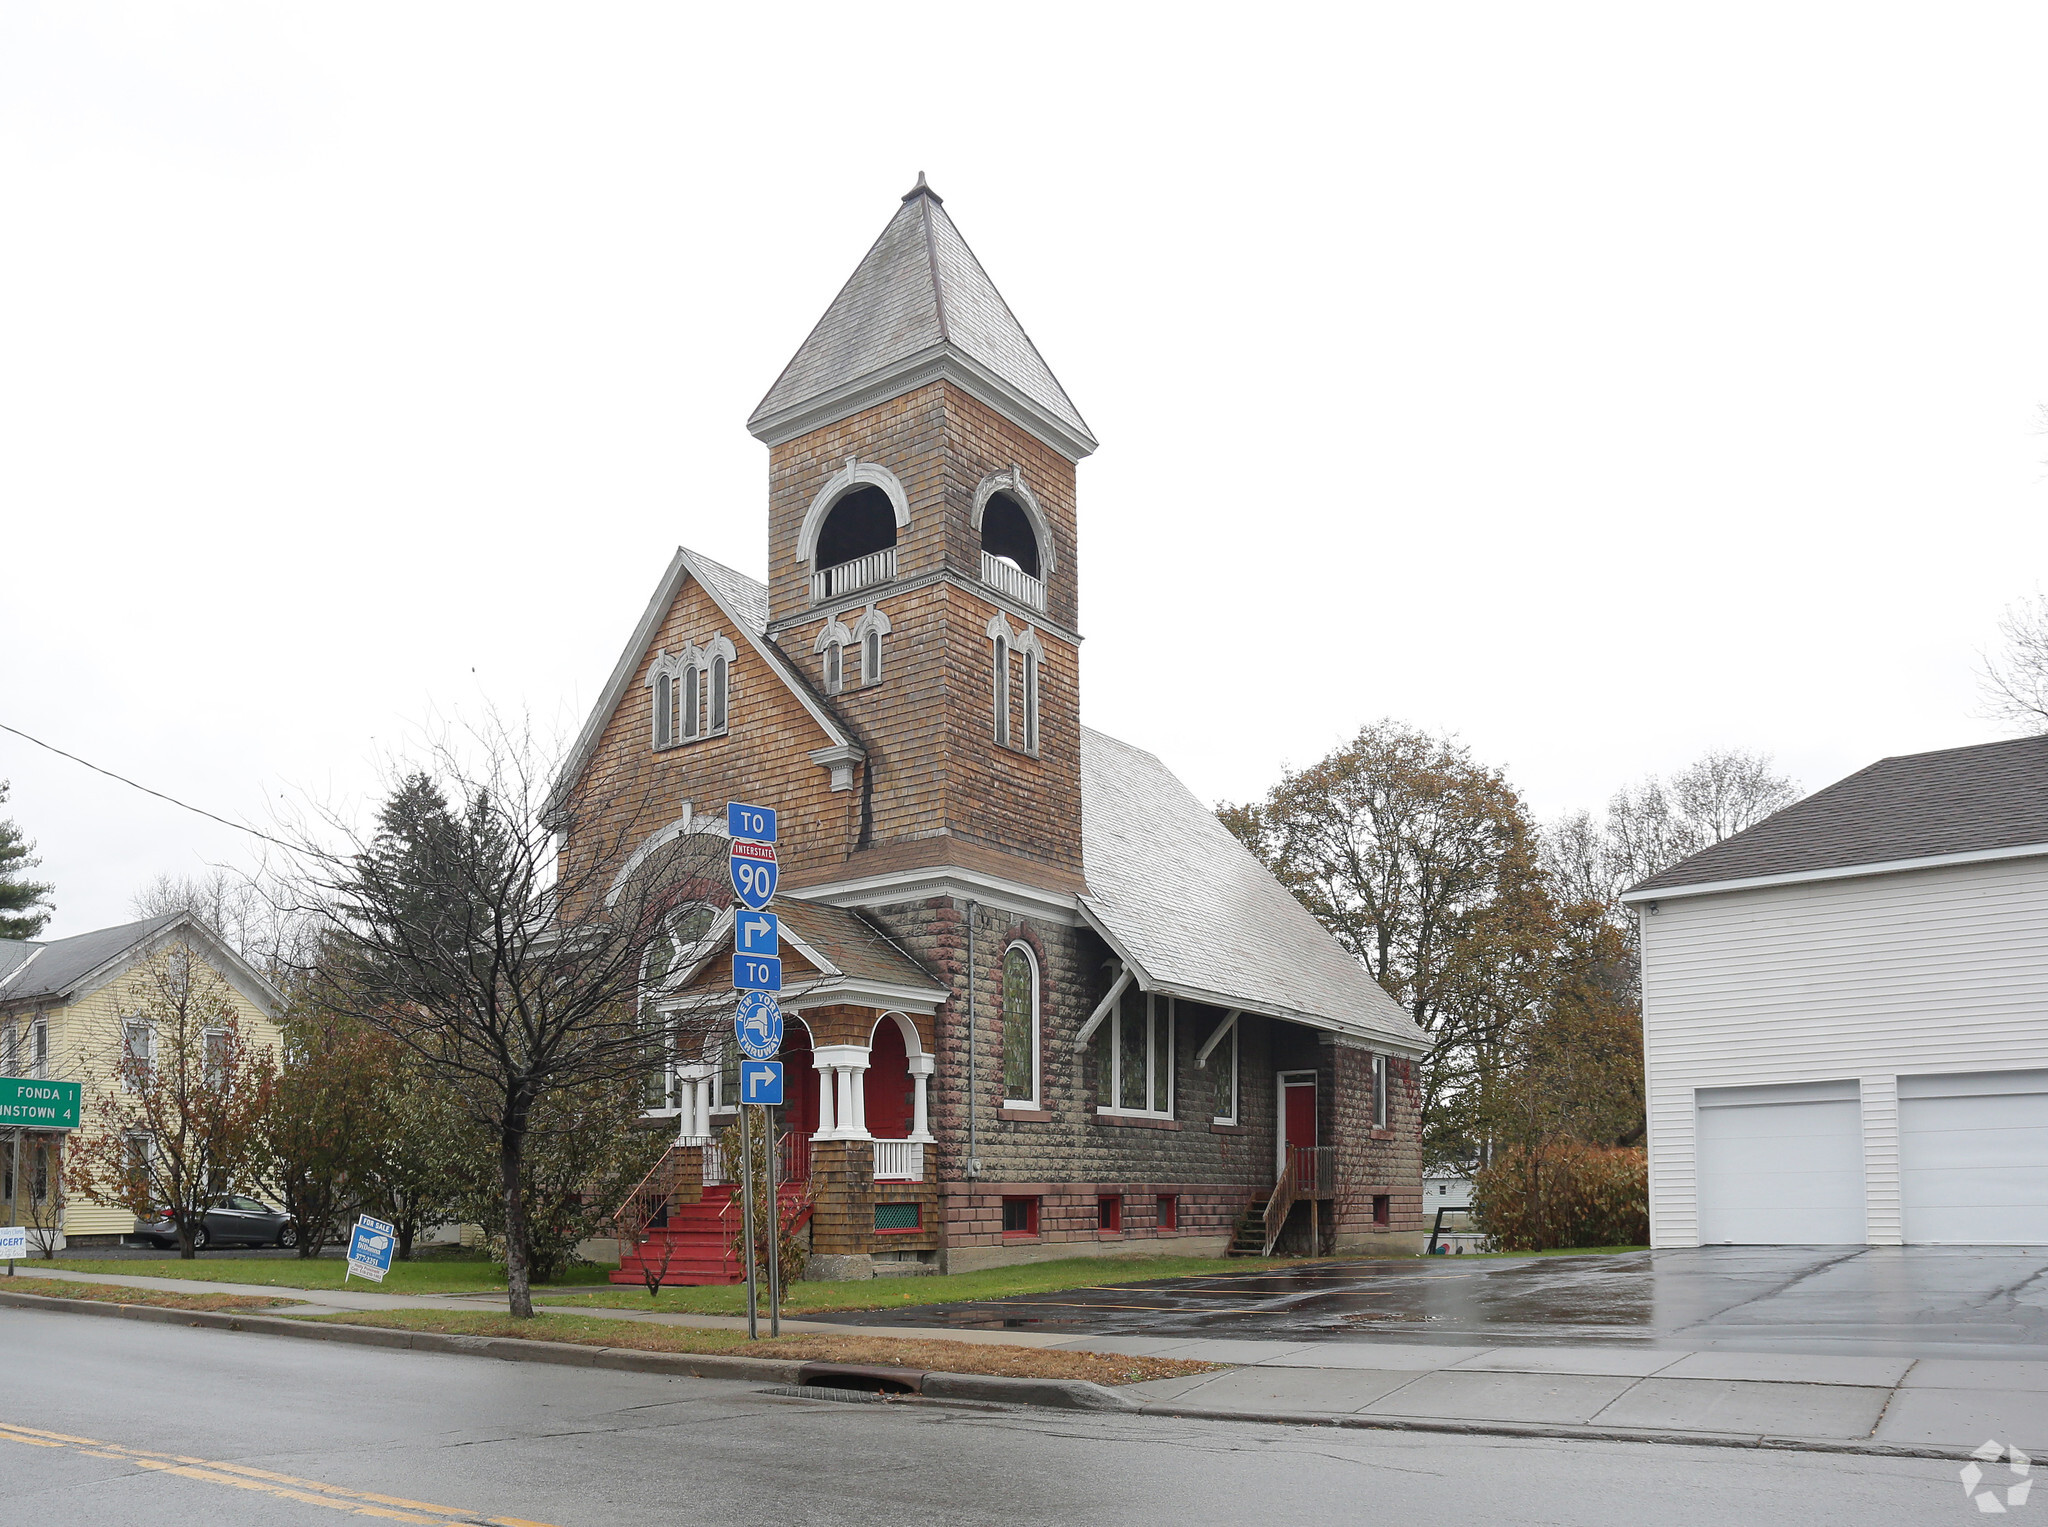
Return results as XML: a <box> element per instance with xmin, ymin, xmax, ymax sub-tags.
<box><xmin>1471</xmin><ymin>1141</ymin><xmax>1647</xmax><ymax>1251</ymax></box>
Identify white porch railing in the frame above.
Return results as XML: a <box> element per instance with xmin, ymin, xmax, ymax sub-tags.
<box><xmin>872</xmin><ymin>1139</ymin><xmax>924</xmax><ymax>1182</ymax></box>
<box><xmin>810</xmin><ymin>546</ymin><xmax>896</xmax><ymax>604</ymax></box>
<box><xmin>701</xmin><ymin>1142</ymin><xmax>727</xmax><ymax>1186</ymax></box>
<box><xmin>980</xmin><ymin>551</ymin><xmax>1045</xmax><ymax>611</ymax></box>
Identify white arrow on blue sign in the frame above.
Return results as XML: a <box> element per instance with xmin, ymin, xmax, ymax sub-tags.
<box><xmin>727</xmin><ymin>802</ymin><xmax>777</xmax><ymax>843</ymax></box>
<box><xmin>734</xmin><ymin>991</ymin><xmax>783</xmax><ymax>1060</ymax></box>
<box><xmin>740</xmin><ymin>1059</ymin><xmax>784</xmax><ymax>1106</ymax></box>
<box><xmin>736</xmin><ymin>910</ymin><xmax>779</xmax><ymax>958</ymax></box>
<box><xmin>733</xmin><ymin>953</ymin><xmax>782</xmax><ymax>993</ymax></box>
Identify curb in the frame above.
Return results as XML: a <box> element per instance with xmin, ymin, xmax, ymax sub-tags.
<box><xmin>1132</xmin><ymin>1402</ymin><xmax>1976</xmax><ymax>1462</ymax></box>
<box><xmin>0</xmin><ymin>1288</ymin><xmax>1132</xmax><ymax>1411</ymax></box>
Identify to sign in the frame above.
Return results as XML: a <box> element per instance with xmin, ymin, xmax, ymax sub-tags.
<box><xmin>736</xmin><ymin>911</ymin><xmax>779</xmax><ymax>958</ymax></box>
<box><xmin>729</xmin><ymin>840</ymin><xmax>778</xmax><ymax>910</ymax></box>
<box><xmin>345</xmin><ymin>1214</ymin><xmax>397</xmax><ymax>1283</ymax></box>
<box><xmin>734</xmin><ymin>991</ymin><xmax>783</xmax><ymax>1061</ymax></box>
<box><xmin>733</xmin><ymin>954</ymin><xmax>782</xmax><ymax>993</ymax></box>
<box><xmin>740</xmin><ymin>1060</ymin><xmax>784</xmax><ymax>1106</ymax></box>
<box><xmin>727</xmin><ymin>802</ymin><xmax>777</xmax><ymax>844</ymax></box>
<box><xmin>0</xmin><ymin>1077</ymin><xmax>81</xmax><ymax>1131</ymax></box>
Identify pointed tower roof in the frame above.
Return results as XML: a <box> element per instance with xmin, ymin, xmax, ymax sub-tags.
<box><xmin>748</xmin><ymin>176</ymin><xmax>1097</xmax><ymax>460</ymax></box>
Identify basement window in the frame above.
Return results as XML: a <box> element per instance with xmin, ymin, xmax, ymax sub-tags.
<box><xmin>875</xmin><ymin>1202</ymin><xmax>921</xmax><ymax>1233</ymax></box>
<box><xmin>1096</xmin><ymin>1195</ymin><xmax>1122</xmax><ymax>1233</ymax></box>
<box><xmin>1156</xmin><ymin>1194</ymin><xmax>1178</xmax><ymax>1232</ymax></box>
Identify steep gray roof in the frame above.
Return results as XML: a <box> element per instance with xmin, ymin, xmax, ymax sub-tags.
<box><xmin>0</xmin><ymin>913</ymin><xmax>183</xmax><ymax>1003</ymax></box>
<box><xmin>1628</xmin><ymin>734</ymin><xmax>2048</xmax><ymax>897</ymax></box>
<box><xmin>1080</xmin><ymin>728</ymin><xmax>1428</xmax><ymax>1052</ymax></box>
<box><xmin>747</xmin><ymin>178</ymin><xmax>1097</xmax><ymax>461</ymax></box>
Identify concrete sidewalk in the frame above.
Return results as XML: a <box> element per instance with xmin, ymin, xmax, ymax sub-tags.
<box><xmin>18</xmin><ymin>1265</ymin><xmax>2047</xmax><ymax>1453</ymax></box>
<box><xmin>1092</xmin><ymin>1336</ymin><xmax>2048</xmax><ymax>1453</ymax></box>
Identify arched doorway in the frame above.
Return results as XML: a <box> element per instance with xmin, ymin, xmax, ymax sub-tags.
<box><xmin>867</xmin><ymin>1015</ymin><xmax>915</xmax><ymax>1140</ymax></box>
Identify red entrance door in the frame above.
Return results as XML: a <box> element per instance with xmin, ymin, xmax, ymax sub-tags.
<box><xmin>1283</xmin><ymin>1076</ymin><xmax>1317</xmax><ymax>1175</ymax></box>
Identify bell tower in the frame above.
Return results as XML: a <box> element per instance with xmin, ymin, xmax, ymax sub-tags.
<box><xmin>749</xmin><ymin>177</ymin><xmax>1097</xmax><ymax>901</ymax></box>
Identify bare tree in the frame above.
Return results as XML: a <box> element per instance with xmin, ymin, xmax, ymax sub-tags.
<box><xmin>1602</xmin><ymin>748</ymin><xmax>1800</xmax><ymax>890</ymax></box>
<box><xmin>7</xmin><ymin>1131</ymin><xmax>68</xmax><ymax>1259</ymax></box>
<box><xmin>1538</xmin><ymin>808</ymin><xmax>1616</xmax><ymax>912</ymax></box>
<box><xmin>133</xmin><ymin>869</ymin><xmax>316</xmax><ymax>980</ymax></box>
<box><xmin>282</xmin><ymin>719</ymin><xmax>733</xmax><ymax>1318</ymax></box>
<box><xmin>1980</xmin><ymin>590</ymin><xmax>2048</xmax><ymax>734</ymax></box>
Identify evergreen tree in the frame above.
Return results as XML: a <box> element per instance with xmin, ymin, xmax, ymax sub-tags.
<box><xmin>0</xmin><ymin>782</ymin><xmax>55</xmax><ymax>939</ymax></box>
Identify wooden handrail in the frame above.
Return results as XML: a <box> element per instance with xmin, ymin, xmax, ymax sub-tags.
<box><xmin>1260</xmin><ymin>1157</ymin><xmax>1299</xmax><ymax>1257</ymax></box>
<box><xmin>612</xmin><ymin>1143</ymin><xmax>683</xmax><ymax>1251</ymax></box>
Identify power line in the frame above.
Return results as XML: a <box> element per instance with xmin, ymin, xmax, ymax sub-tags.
<box><xmin>0</xmin><ymin>720</ymin><xmax>308</xmax><ymax>855</ymax></box>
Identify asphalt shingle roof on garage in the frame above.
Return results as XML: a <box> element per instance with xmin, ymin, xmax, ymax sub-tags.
<box><xmin>1628</xmin><ymin>733</ymin><xmax>2048</xmax><ymax>896</ymax></box>
<box><xmin>1079</xmin><ymin>727</ymin><xmax>1427</xmax><ymax>1052</ymax></box>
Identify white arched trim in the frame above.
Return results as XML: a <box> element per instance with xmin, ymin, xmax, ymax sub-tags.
<box><xmin>604</xmin><ymin>808</ymin><xmax>728</xmax><ymax>907</ymax></box>
<box><xmin>970</xmin><ymin>466</ymin><xmax>1056</xmax><ymax>576</ymax></box>
<box><xmin>812</xmin><ymin>616</ymin><xmax>853</xmax><ymax>654</ymax></box>
<box><xmin>795</xmin><ymin>457</ymin><xmax>910</xmax><ymax>565</ymax></box>
<box><xmin>984</xmin><ymin>610</ymin><xmax>1016</xmax><ymax>647</ymax></box>
<box><xmin>869</xmin><ymin>1008</ymin><xmax>924</xmax><ymax>1057</ymax></box>
<box><xmin>851</xmin><ymin>602</ymin><xmax>892</xmax><ymax>640</ymax></box>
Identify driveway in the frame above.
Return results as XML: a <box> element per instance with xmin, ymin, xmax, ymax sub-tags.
<box><xmin>834</xmin><ymin>1247</ymin><xmax>2048</xmax><ymax>1357</ymax></box>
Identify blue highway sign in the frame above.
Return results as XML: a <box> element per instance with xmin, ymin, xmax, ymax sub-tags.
<box><xmin>741</xmin><ymin>1060</ymin><xmax>784</xmax><ymax>1106</ymax></box>
<box><xmin>734</xmin><ymin>991</ymin><xmax>783</xmax><ymax>1060</ymax></box>
<box><xmin>727</xmin><ymin>802</ymin><xmax>777</xmax><ymax>843</ymax></box>
<box><xmin>733</xmin><ymin>954</ymin><xmax>782</xmax><ymax>993</ymax></box>
<box><xmin>736</xmin><ymin>910</ymin><xmax>779</xmax><ymax>958</ymax></box>
<box><xmin>729</xmin><ymin>840</ymin><xmax>778</xmax><ymax>910</ymax></box>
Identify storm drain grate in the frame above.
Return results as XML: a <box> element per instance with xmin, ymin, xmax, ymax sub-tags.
<box><xmin>761</xmin><ymin>1384</ymin><xmax>890</xmax><ymax>1404</ymax></box>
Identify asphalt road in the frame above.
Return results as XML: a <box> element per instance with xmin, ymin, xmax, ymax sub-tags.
<box><xmin>0</xmin><ymin>1306</ymin><xmax>1988</xmax><ymax>1526</ymax></box>
<box><xmin>836</xmin><ymin>1246</ymin><xmax>2048</xmax><ymax>1356</ymax></box>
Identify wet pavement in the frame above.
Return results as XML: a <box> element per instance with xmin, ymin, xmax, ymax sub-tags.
<box><xmin>830</xmin><ymin>1247</ymin><xmax>2048</xmax><ymax>1356</ymax></box>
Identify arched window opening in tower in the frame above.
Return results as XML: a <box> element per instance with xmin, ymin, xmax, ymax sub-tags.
<box><xmin>816</xmin><ymin>485</ymin><xmax>898</xmax><ymax>571</ymax></box>
<box><xmin>980</xmin><ymin>491</ymin><xmax>1040</xmax><ymax>578</ymax></box>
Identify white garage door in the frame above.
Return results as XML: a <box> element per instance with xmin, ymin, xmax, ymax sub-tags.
<box><xmin>1695</xmin><ymin>1080</ymin><xmax>1865</xmax><ymax>1244</ymax></box>
<box><xmin>1900</xmin><ymin>1070</ymin><xmax>2048</xmax><ymax>1245</ymax></box>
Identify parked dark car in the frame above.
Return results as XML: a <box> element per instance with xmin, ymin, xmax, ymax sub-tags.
<box><xmin>131</xmin><ymin>1196</ymin><xmax>296</xmax><ymax>1250</ymax></box>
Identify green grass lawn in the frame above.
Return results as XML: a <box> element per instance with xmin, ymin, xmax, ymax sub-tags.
<box><xmin>539</xmin><ymin>1253</ymin><xmax>1355</xmax><ymax>1316</ymax></box>
<box><xmin>38</xmin><ymin>1254</ymin><xmax>615</xmax><ymax>1296</ymax></box>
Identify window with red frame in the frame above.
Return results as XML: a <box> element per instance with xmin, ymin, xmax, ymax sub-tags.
<box><xmin>1097</xmin><ymin>1194</ymin><xmax>1122</xmax><ymax>1232</ymax></box>
<box><xmin>1155</xmin><ymin>1194</ymin><xmax>1178</xmax><ymax>1231</ymax></box>
<box><xmin>1001</xmin><ymin>1196</ymin><xmax>1039</xmax><ymax>1235</ymax></box>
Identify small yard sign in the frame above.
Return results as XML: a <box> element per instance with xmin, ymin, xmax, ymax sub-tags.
<box><xmin>0</xmin><ymin>1227</ymin><xmax>25</xmax><ymax>1261</ymax></box>
<box><xmin>345</xmin><ymin>1214</ymin><xmax>397</xmax><ymax>1283</ymax></box>
<box><xmin>0</xmin><ymin>1077</ymin><xmax>81</xmax><ymax>1130</ymax></box>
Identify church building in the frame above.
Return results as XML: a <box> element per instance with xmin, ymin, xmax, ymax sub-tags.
<box><xmin>555</xmin><ymin>178</ymin><xmax>1430</xmax><ymax>1279</ymax></box>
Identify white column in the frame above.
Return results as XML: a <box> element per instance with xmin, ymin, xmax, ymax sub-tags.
<box><xmin>907</xmin><ymin>1053</ymin><xmax>935</xmax><ymax>1143</ymax></box>
<box><xmin>814</xmin><ymin>1045</ymin><xmax>872</xmax><ymax>1142</ymax></box>
<box><xmin>676</xmin><ymin>1063</ymin><xmax>715</xmax><ymax>1142</ymax></box>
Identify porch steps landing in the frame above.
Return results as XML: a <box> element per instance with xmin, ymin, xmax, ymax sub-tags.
<box><xmin>611</xmin><ymin>1185</ymin><xmax>808</xmax><ymax>1288</ymax></box>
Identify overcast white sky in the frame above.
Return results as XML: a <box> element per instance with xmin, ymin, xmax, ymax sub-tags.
<box><xmin>4</xmin><ymin>3</ymin><xmax>2046</xmax><ymax>938</ymax></box>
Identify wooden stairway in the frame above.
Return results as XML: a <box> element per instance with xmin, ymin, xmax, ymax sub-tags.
<box><xmin>1226</xmin><ymin>1203</ymin><xmax>1267</xmax><ymax>1257</ymax></box>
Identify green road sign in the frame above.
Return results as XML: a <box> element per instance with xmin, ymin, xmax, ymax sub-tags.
<box><xmin>0</xmin><ymin>1077</ymin><xmax>82</xmax><ymax>1130</ymax></box>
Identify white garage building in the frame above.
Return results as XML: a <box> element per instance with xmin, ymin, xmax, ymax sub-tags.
<box><xmin>1624</xmin><ymin>735</ymin><xmax>2048</xmax><ymax>1247</ymax></box>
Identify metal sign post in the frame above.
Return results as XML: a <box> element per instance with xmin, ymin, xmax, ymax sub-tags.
<box><xmin>765</xmin><ymin>1103</ymin><xmax>782</xmax><ymax>1338</ymax></box>
<box><xmin>739</xmin><ymin>1112</ymin><xmax>758</xmax><ymax>1339</ymax></box>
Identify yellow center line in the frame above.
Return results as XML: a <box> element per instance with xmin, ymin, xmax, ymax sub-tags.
<box><xmin>0</xmin><ymin>1420</ymin><xmax>560</xmax><ymax>1527</ymax></box>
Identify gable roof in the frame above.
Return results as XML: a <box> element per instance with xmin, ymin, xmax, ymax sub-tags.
<box><xmin>1625</xmin><ymin>733</ymin><xmax>2048</xmax><ymax>899</ymax></box>
<box><xmin>747</xmin><ymin>178</ymin><xmax>1097</xmax><ymax>461</ymax></box>
<box><xmin>551</xmin><ymin>548</ymin><xmax>853</xmax><ymax>816</ymax></box>
<box><xmin>666</xmin><ymin>899</ymin><xmax>948</xmax><ymax>1016</ymax></box>
<box><xmin>0</xmin><ymin>910</ymin><xmax>284</xmax><ymax>1017</ymax></box>
<box><xmin>1079</xmin><ymin>728</ymin><xmax>1428</xmax><ymax>1053</ymax></box>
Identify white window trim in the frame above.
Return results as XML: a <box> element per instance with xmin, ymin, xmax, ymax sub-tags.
<box><xmin>1211</xmin><ymin>1024</ymin><xmax>1240</xmax><ymax>1126</ymax></box>
<box><xmin>1000</xmin><ymin>941</ymin><xmax>1041</xmax><ymax>1109</ymax></box>
<box><xmin>646</xmin><ymin>635</ymin><xmax>738</xmax><ymax>749</ymax></box>
<box><xmin>1372</xmin><ymin>1053</ymin><xmax>1389</xmax><ymax>1130</ymax></box>
<box><xmin>851</xmin><ymin>603</ymin><xmax>891</xmax><ymax>687</ymax></box>
<box><xmin>794</xmin><ymin>457</ymin><xmax>910</xmax><ymax>567</ymax></box>
<box><xmin>682</xmin><ymin>663</ymin><xmax>701</xmax><ymax>739</ymax></box>
<box><xmin>968</xmin><ymin>465</ymin><xmax>1056</xmax><ymax>576</ymax></box>
<box><xmin>31</xmin><ymin>1017</ymin><xmax>48</xmax><ymax>1080</ymax></box>
<box><xmin>1096</xmin><ymin>991</ymin><xmax>1176</xmax><ymax>1120</ymax></box>
<box><xmin>814</xmin><ymin>615</ymin><xmax>852</xmax><ymax>697</ymax></box>
<box><xmin>122</xmin><ymin>1017</ymin><xmax>152</xmax><ymax>1092</ymax></box>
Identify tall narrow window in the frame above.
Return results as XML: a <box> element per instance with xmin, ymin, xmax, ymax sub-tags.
<box><xmin>1372</xmin><ymin>1053</ymin><xmax>1390</xmax><ymax>1129</ymax></box>
<box><xmin>682</xmin><ymin>664</ymin><xmax>701</xmax><ymax>739</ymax></box>
<box><xmin>1001</xmin><ymin>943</ymin><xmax>1038</xmax><ymax>1107</ymax></box>
<box><xmin>654</xmin><ymin>672</ymin><xmax>672</xmax><ymax>746</ymax></box>
<box><xmin>0</xmin><ymin>1019</ymin><xmax>15</xmax><ymax>1075</ymax></box>
<box><xmin>863</xmin><ymin>629</ymin><xmax>881</xmax><ymax>685</ymax></box>
<box><xmin>710</xmin><ymin>654</ymin><xmax>728</xmax><ymax>731</ymax></box>
<box><xmin>1095</xmin><ymin>990</ymin><xmax>1174</xmax><ymax>1118</ymax></box>
<box><xmin>1023</xmin><ymin>648</ymin><xmax>1039</xmax><ymax>752</ymax></box>
<box><xmin>32</xmin><ymin>1144</ymin><xmax>49</xmax><ymax>1204</ymax></box>
<box><xmin>203</xmin><ymin>1029</ymin><xmax>230</xmax><ymax>1088</ymax></box>
<box><xmin>1211</xmin><ymin>1021</ymin><xmax>1239</xmax><ymax>1125</ymax></box>
<box><xmin>824</xmin><ymin>641</ymin><xmax>843</xmax><ymax>695</ymax></box>
<box><xmin>31</xmin><ymin>1020</ymin><xmax>46</xmax><ymax>1078</ymax></box>
<box><xmin>123</xmin><ymin>1020</ymin><xmax>151</xmax><ymax>1092</ymax></box>
<box><xmin>992</xmin><ymin>637</ymin><xmax>1010</xmax><ymax>744</ymax></box>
